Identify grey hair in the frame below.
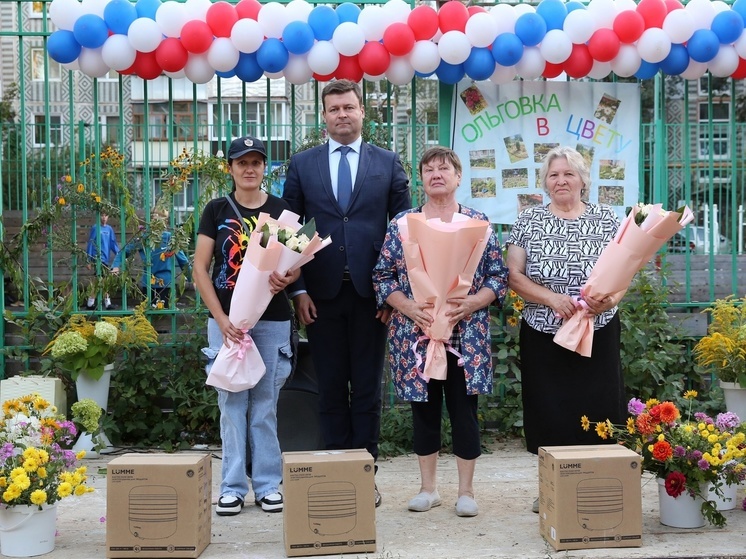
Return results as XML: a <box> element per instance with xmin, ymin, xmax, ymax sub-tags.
<box><xmin>538</xmin><ymin>146</ymin><xmax>590</xmax><ymax>196</ymax></box>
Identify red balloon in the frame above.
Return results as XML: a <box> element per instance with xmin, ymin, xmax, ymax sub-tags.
<box><xmin>235</xmin><ymin>0</ymin><xmax>261</xmax><ymax>20</ymax></box>
<box><xmin>335</xmin><ymin>55</ymin><xmax>363</xmax><ymax>82</ymax></box>
<box><xmin>438</xmin><ymin>1</ymin><xmax>469</xmax><ymax>33</ymax></box>
<box><xmin>206</xmin><ymin>2</ymin><xmax>238</xmax><ymax>38</ymax></box>
<box><xmin>133</xmin><ymin>51</ymin><xmax>162</xmax><ymax>80</ymax></box>
<box><xmin>613</xmin><ymin>11</ymin><xmax>645</xmax><ymax>43</ymax></box>
<box><xmin>636</xmin><ymin>0</ymin><xmax>667</xmax><ymax>29</ymax></box>
<box><xmin>563</xmin><ymin>44</ymin><xmax>593</xmax><ymax>78</ymax></box>
<box><xmin>542</xmin><ymin>62</ymin><xmax>564</xmax><ymax>78</ymax></box>
<box><xmin>155</xmin><ymin>38</ymin><xmax>188</xmax><ymax>72</ymax></box>
<box><xmin>181</xmin><ymin>20</ymin><xmax>214</xmax><ymax>54</ymax></box>
<box><xmin>358</xmin><ymin>41</ymin><xmax>390</xmax><ymax>76</ymax></box>
<box><xmin>467</xmin><ymin>6</ymin><xmax>487</xmax><ymax>16</ymax></box>
<box><xmin>408</xmin><ymin>5</ymin><xmax>439</xmax><ymax>41</ymax></box>
<box><xmin>664</xmin><ymin>0</ymin><xmax>684</xmax><ymax>12</ymax></box>
<box><xmin>313</xmin><ymin>71</ymin><xmax>335</xmax><ymax>82</ymax></box>
<box><xmin>732</xmin><ymin>57</ymin><xmax>746</xmax><ymax>79</ymax></box>
<box><xmin>383</xmin><ymin>22</ymin><xmax>415</xmax><ymax>56</ymax></box>
<box><xmin>588</xmin><ymin>28</ymin><xmax>620</xmax><ymax>62</ymax></box>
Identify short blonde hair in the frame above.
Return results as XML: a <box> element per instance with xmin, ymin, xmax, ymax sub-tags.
<box><xmin>538</xmin><ymin>146</ymin><xmax>590</xmax><ymax>196</ymax></box>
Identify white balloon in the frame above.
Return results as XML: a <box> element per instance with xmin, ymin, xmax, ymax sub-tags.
<box><xmin>207</xmin><ymin>38</ymin><xmax>239</xmax><ymax>72</ymax></box>
<box><xmin>610</xmin><ymin>44</ymin><xmax>641</xmax><ymax>77</ymax></box>
<box><xmin>363</xmin><ymin>72</ymin><xmax>385</xmax><ymax>82</ymax></box>
<box><xmin>465</xmin><ymin>12</ymin><xmax>498</xmax><ymax>48</ymax></box>
<box><xmin>102</xmin><ymin>34</ymin><xmax>136</xmax><ymax>71</ymax></box>
<box><xmin>184</xmin><ymin>0</ymin><xmax>211</xmax><ymax>21</ymax></box>
<box><xmin>307</xmin><ymin>41</ymin><xmax>339</xmax><ymax>75</ymax></box>
<box><xmin>164</xmin><ymin>69</ymin><xmax>186</xmax><ymax>79</ymax></box>
<box><xmin>513</xmin><ymin>3</ymin><xmax>536</xmax><ymax>16</ymax></box>
<box><xmin>81</xmin><ymin>0</ymin><xmax>107</xmax><ymax>18</ymax></box>
<box><xmin>735</xmin><ymin>32</ymin><xmax>746</xmax><ymax>58</ymax></box>
<box><xmin>78</xmin><ymin>47</ymin><xmax>111</xmax><ymax>78</ymax></box>
<box><xmin>286</xmin><ymin>0</ymin><xmax>313</xmax><ymax>23</ymax></box>
<box><xmin>409</xmin><ymin>40</ymin><xmax>440</xmax><ymax>74</ymax></box>
<box><xmin>128</xmin><ymin>17</ymin><xmax>163</xmax><ymax>53</ymax></box>
<box><xmin>614</xmin><ymin>0</ymin><xmax>637</xmax><ymax>12</ymax></box>
<box><xmin>708</xmin><ymin>45</ymin><xmax>739</xmax><ymax>77</ymax></box>
<box><xmin>588</xmin><ymin>59</ymin><xmax>612</xmax><ymax>79</ymax></box>
<box><xmin>587</xmin><ymin>0</ymin><xmax>617</xmax><ymax>29</ymax></box>
<box><xmin>62</xmin><ymin>59</ymin><xmax>80</xmax><ymax>71</ymax></box>
<box><xmin>438</xmin><ymin>30</ymin><xmax>471</xmax><ymax>65</ymax></box>
<box><xmin>684</xmin><ymin>0</ymin><xmax>716</xmax><ymax>30</ymax></box>
<box><xmin>264</xmin><ymin>70</ymin><xmax>283</xmax><ymax>79</ymax></box>
<box><xmin>386</xmin><ymin>56</ymin><xmax>414</xmax><ymax>85</ymax></box>
<box><xmin>258</xmin><ymin>2</ymin><xmax>289</xmax><ymax>39</ymax></box>
<box><xmin>490</xmin><ymin>4</ymin><xmax>517</xmax><ymax>35</ymax></box>
<box><xmin>679</xmin><ymin>58</ymin><xmax>707</xmax><ymax>79</ymax></box>
<box><xmin>432</xmin><ymin>29</ymin><xmax>443</xmax><ymax>43</ymax></box>
<box><xmin>49</xmin><ymin>0</ymin><xmax>83</xmax><ymax>31</ymax></box>
<box><xmin>711</xmin><ymin>1</ymin><xmax>731</xmax><ymax>14</ymax></box>
<box><xmin>490</xmin><ymin>64</ymin><xmax>517</xmax><ymax>84</ymax></box>
<box><xmin>515</xmin><ymin>46</ymin><xmax>545</xmax><ymax>79</ymax></box>
<box><xmin>539</xmin><ymin>29</ymin><xmax>572</xmax><ymax>64</ymax></box>
<box><xmin>382</xmin><ymin>0</ymin><xmax>411</xmax><ymax>24</ymax></box>
<box><xmin>332</xmin><ymin>22</ymin><xmax>365</xmax><ymax>56</ymax></box>
<box><xmin>156</xmin><ymin>2</ymin><xmax>187</xmax><ymax>38</ymax></box>
<box><xmin>662</xmin><ymin>10</ymin><xmax>695</xmax><ymax>44</ymax></box>
<box><xmin>284</xmin><ymin>54</ymin><xmax>313</xmax><ymax>84</ymax></box>
<box><xmin>231</xmin><ymin>20</ymin><xmax>263</xmax><ymax>54</ymax></box>
<box><xmin>636</xmin><ymin>28</ymin><xmax>671</xmax><ymax>64</ymax></box>
<box><xmin>564</xmin><ymin>9</ymin><xmax>596</xmax><ymax>44</ymax></box>
<box><xmin>358</xmin><ymin>6</ymin><xmax>387</xmax><ymax>42</ymax></box>
<box><xmin>184</xmin><ymin>54</ymin><xmax>215</xmax><ymax>83</ymax></box>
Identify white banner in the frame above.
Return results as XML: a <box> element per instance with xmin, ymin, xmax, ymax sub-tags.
<box><xmin>452</xmin><ymin>81</ymin><xmax>641</xmax><ymax>225</ymax></box>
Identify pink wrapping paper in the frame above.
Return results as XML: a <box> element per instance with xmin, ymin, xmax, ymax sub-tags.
<box><xmin>400</xmin><ymin>212</ymin><xmax>490</xmax><ymax>382</ymax></box>
<box><xmin>553</xmin><ymin>204</ymin><xmax>694</xmax><ymax>357</ymax></box>
<box><xmin>206</xmin><ymin>210</ymin><xmax>331</xmax><ymax>392</ymax></box>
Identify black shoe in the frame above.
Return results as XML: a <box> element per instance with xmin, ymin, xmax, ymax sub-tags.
<box><xmin>105</xmin><ymin>303</ymin><xmax>118</xmax><ymax>310</ymax></box>
<box><xmin>375</xmin><ymin>484</ymin><xmax>382</xmax><ymax>508</ymax></box>
<box><xmin>255</xmin><ymin>492</ymin><xmax>283</xmax><ymax>512</ymax></box>
<box><xmin>216</xmin><ymin>495</ymin><xmax>244</xmax><ymax>516</ymax></box>
<box><xmin>85</xmin><ymin>301</ymin><xmax>96</xmax><ymax>310</ymax></box>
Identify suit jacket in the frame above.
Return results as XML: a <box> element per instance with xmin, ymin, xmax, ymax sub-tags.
<box><xmin>283</xmin><ymin>141</ymin><xmax>410</xmax><ymax>300</ymax></box>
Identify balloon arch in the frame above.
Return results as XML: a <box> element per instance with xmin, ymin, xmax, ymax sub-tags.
<box><xmin>47</xmin><ymin>0</ymin><xmax>746</xmax><ymax>84</ymax></box>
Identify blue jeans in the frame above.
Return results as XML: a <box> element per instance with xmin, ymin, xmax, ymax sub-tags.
<box><xmin>204</xmin><ymin>318</ymin><xmax>293</xmax><ymax>502</ymax></box>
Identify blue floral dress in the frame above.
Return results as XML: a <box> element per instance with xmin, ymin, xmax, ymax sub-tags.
<box><xmin>373</xmin><ymin>206</ymin><xmax>508</xmax><ymax>402</ymax></box>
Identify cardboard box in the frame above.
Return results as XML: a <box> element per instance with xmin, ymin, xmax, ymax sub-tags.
<box><xmin>1</xmin><ymin>375</ymin><xmax>67</xmax><ymax>413</ymax></box>
<box><xmin>283</xmin><ymin>449</ymin><xmax>376</xmax><ymax>557</ymax></box>
<box><xmin>106</xmin><ymin>453</ymin><xmax>211</xmax><ymax>559</ymax></box>
<box><xmin>538</xmin><ymin>445</ymin><xmax>642</xmax><ymax>551</ymax></box>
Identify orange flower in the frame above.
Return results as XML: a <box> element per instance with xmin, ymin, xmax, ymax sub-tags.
<box><xmin>652</xmin><ymin>440</ymin><xmax>673</xmax><ymax>461</ymax></box>
<box><xmin>636</xmin><ymin>413</ymin><xmax>656</xmax><ymax>436</ymax></box>
<box><xmin>657</xmin><ymin>401</ymin><xmax>680</xmax><ymax>423</ymax></box>
<box><xmin>58</xmin><ymin>197</ymin><xmax>66</xmax><ymax>206</ymax></box>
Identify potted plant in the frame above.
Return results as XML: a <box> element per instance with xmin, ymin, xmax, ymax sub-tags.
<box><xmin>70</xmin><ymin>398</ymin><xmax>105</xmax><ymax>457</ymax></box>
<box><xmin>693</xmin><ymin>296</ymin><xmax>746</xmax><ymax>419</ymax></box>
<box><xmin>582</xmin><ymin>391</ymin><xmax>746</xmax><ymax>528</ymax></box>
<box><xmin>0</xmin><ymin>394</ymin><xmax>94</xmax><ymax>556</ymax></box>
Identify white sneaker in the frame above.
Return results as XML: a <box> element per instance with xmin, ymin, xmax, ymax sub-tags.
<box><xmin>255</xmin><ymin>492</ymin><xmax>283</xmax><ymax>512</ymax></box>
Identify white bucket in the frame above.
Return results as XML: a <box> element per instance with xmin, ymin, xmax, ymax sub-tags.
<box><xmin>657</xmin><ymin>479</ymin><xmax>705</xmax><ymax>528</ymax></box>
<box><xmin>75</xmin><ymin>363</ymin><xmax>113</xmax><ymax>411</ymax></box>
<box><xmin>0</xmin><ymin>503</ymin><xmax>57</xmax><ymax>557</ymax></box>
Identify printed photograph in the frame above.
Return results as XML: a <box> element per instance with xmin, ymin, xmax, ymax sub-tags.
<box><xmin>599</xmin><ymin>159</ymin><xmax>626</xmax><ymax>180</ymax></box>
<box><xmin>594</xmin><ymin>94</ymin><xmax>621</xmax><ymax>124</ymax></box>
<box><xmin>504</xmin><ymin>135</ymin><xmax>529</xmax><ymax>163</ymax></box>
<box><xmin>598</xmin><ymin>185</ymin><xmax>625</xmax><ymax>206</ymax></box>
<box><xmin>471</xmin><ymin>177</ymin><xmax>496</xmax><ymax>198</ymax></box>
<box><xmin>502</xmin><ymin>168</ymin><xmax>529</xmax><ymax>189</ymax></box>
<box><xmin>533</xmin><ymin>143</ymin><xmax>559</xmax><ymax>163</ymax></box>
<box><xmin>518</xmin><ymin>194</ymin><xmax>544</xmax><ymax>212</ymax></box>
<box><xmin>460</xmin><ymin>85</ymin><xmax>488</xmax><ymax>116</ymax></box>
<box><xmin>469</xmin><ymin>149</ymin><xmax>496</xmax><ymax>170</ymax></box>
<box><xmin>576</xmin><ymin>144</ymin><xmax>595</xmax><ymax>170</ymax></box>
<box><xmin>535</xmin><ymin>169</ymin><xmax>543</xmax><ymax>190</ymax></box>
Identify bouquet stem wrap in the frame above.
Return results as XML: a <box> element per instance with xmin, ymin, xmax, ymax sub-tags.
<box><xmin>400</xmin><ymin>213</ymin><xmax>490</xmax><ymax>382</ymax></box>
<box><xmin>206</xmin><ymin>210</ymin><xmax>331</xmax><ymax>392</ymax></box>
<box><xmin>553</xmin><ymin>204</ymin><xmax>694</xmax><ymax>357</ymax></box>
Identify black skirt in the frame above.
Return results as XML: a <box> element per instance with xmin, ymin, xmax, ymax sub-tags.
<box><xmin>520</xmin><ymin>314</ymin><xmax>626</xmax><ymax>455</ymax></box>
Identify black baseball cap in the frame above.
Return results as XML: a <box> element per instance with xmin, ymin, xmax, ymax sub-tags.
<box><xmin>228</xmin><ymin>135</ymin><xmax>267</xmax><ymax>161</ymax></box>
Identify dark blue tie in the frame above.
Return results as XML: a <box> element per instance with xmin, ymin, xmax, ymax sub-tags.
<box><xmin>337</xmin><ymin>146</ymin><xmax>352</xmax><ymax>211</ymax></box>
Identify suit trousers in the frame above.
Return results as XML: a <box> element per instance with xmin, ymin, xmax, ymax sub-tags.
<box><xmin>306</xmin><ymin>280</ymin><xmax>386</xmax><ymax>460</ymax></box>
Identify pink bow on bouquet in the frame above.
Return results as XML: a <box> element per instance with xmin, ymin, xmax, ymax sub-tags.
<box><xmin>400</xmin><ymin>212</ymin><xmax>490</xmax><ymax>382</ymax></box>
<box><xmin>206</xmin><ymin>210</ymin><xmax>331</xmax><ymax>392</ymax></box>
<box><xmin>553</xmin><ymin>203</ymin><xmax>694</xmax><ymax>357</ymax></box>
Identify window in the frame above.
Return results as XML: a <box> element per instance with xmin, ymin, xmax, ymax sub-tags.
<box><xmin>100</xmin><ymin>115</ymin><xmax>121</xmax><ymax>146</ymax></box>
<box><xmin>210</xmin><ymin>101</ymin><xmax>287</xmax><ymax>141</ymax></box>
<box><xmin>132</xmin><ymin>102</ymin><xmax>208</xmax><ymax>141</ymax></box>
<box><xmin>153</xmin><ymin>177</ymin><xmax>195</xmax><ymax>222</ymax></box>
<box><xmin>31</xmin><ymin>48</ymin><xmax>61</xmax><ymax>81</ymax></box>
<box><xmin>34</xmin><ymin>115</ymin><xmax>62</xmax><ymax>146</ymax></box>
<box><xmin>698</xmin><ymin>77</ymin><xmax>730</xmax><ymax>97</ymax></box>
<box><xmin>697</xmin><ymin>168</ymin><xmax>730</xmax><ymax>185</ymax></box>
<box><xmin>697</xmin><ymin>102</ymin><xmax>729</xmax><ymax>159</ymax></box>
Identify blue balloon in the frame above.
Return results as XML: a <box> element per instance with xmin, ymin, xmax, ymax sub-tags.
<box><xmin>536</xmin><ymin>0</ymin><xmax>568</xmax><ymax>31</ymax></box>
<box><xmin>711</xmin><ymin>11</ymin><xmax>744</xmax><ymax>44</ymax></box>
<box><xmin>48</xmin><ymin>30</ymin><xmax>81</xmax><ymax>64</ymax></box>
<box><xmin>104</xmin><ymin>0</ymin><xmax>138</xmax><ymax>34</ymax></box>
<box><xmin>414</xmin><ymin>70</ymin><xmax>435</xmax><ymax>78</ymax></box>
<box><xmin>687</xmin><ymin>29</ymin><xmax>720</xmax><ymax>63</ymax></box>
<box><xmin>136</xmin><ymin>0</ymin><xmax>162</xmax><ymax>20</ymax></box>
<box><xmin>733</xmin><ymin>0</ymin><xmax>746</xmax><ymax>22</ymax></box>
<box><xmin>235</xmin><ymin>52</ymin><xmax>263</xmax><ymax>82</ymax></box>
<box><xmin>282</xmin><ymin>21</ymin><xmax>315</xmax><ymax>55</ymax></box>
<box><xmin>435</xmin><ymin>60</ymin><xmax>465</xmax><ymax>84</ymax></box>
<box><xmin>256</xmin><ymin>38</ymin><xmax>289</xmax><ymax>73</ymax></box>
<box><xmin>492</xmin><ymin>33</ymin><xmax>524</xmax><ymax>67</ymax></box>
<box><xmin>514</xmin><ymin>13</ymin><xmax>547</xmax><ymax>47</ymax></box>
<box><xmin>464</xmin><ymin>47</ymin><xmax>495</xmax><ymax>81</ymax></box>
<box><xmin>565</xmin><ymin>1</ymin><xmax>586</xmax><ymax>12</ymax></box>
<box><xmin>659</xmin><ymin>43</ymin><xmax>690</xmax><ymax>76</ymax></box>
<box><xmin>634</xmin><ymin>60</ymin><xmax>659</xmax><ymax>80</ymax></box>
<box><xmin>308</xmin><ymin>6</ymin><xmax>339</xmax><ymax>41</ymax></box>
<box><xmin>335</xmin><ymin>2</ymin><xmax>360</xmax><ymax>24</ymax></box>
<box><xmin>216</xmin><ymin>68</ymin><xmax>237</xmax><ymax>79</ymax></box>
<box><xmin>73</xmin><ymin>14</ymin><xmax>109</xmax><ymax>49</ymax></box>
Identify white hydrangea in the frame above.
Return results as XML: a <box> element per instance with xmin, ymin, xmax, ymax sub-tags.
<box><xmin>94</xmin><ymin>321</ymin><xmax>119</xmax><ymax>346</ymax></box>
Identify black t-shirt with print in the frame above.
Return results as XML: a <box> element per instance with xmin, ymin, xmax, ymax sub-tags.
<box><xmin>197</xmin><ymin>193</ymin><xmax>292</xmax><ymax>321</ymax></box>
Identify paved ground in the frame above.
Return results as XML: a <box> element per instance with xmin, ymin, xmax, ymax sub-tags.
<box><xmin>38</xmin><ymin>437</ymin><xmax>746</xmax><ymax>559</ymax></box>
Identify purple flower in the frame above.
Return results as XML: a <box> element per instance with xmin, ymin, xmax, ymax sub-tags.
<box><xmin>628</xmin><ymin>398</ymin><xmax>646</xmax><ymax>415</ymax></box>
<box><xmin>673</xmin><ymin>445</ymin><xmax>687</xmax><ymax>458</ymax></box>
<box><xmin>0</xmin><ymin>442</ymin><xmax>15</xmax><ymax>461</ymax></box>
<box><xmin>694</xmin><ymin>412</ymin><xmax>713</xmax><ymax>424</ymax></box>
<box><xmin>715</xmin><ymin>412</ymin><xmax>741</xmax><ymax>431</ymax></box>
<box><xmin>697</xmin><ymin>458</ymin><xmax>710</xmax><ymax>470</ymax></box>
<box><xmin>691</xmin><ymin>450</ymin><xmax>703</xmax><ymax>460</ymax></box>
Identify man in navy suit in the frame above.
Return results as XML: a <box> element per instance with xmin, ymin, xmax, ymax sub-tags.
<box><xmin>283</xmin><ymin>80</ymin><xmax>410</xmax><ymax>506</ymax></box>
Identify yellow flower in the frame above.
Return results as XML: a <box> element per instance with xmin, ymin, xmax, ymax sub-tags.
<box><xmin>683</xmin><ymin>390</ymin><xmax>698</xmax><ymax>400</ymax></box>
<box><xmin>156</xmin><ymin>301</ymin><xmax>164</xmax><ymax>310</ymax></box>
<box><xmin>30</xmin><ymin>490</ymin><xmax>47</xmax><ymax>506</ymax></box>
<box><xmin>58</xmin><ymin>197</ymin><xmax>66</xmax><ymax>205</ymax></box>
<box><xmin>3</xmin><ymin>485</ymin><xmax>22</xmax><ymax>501</ymax></box>
<box><xmin>595</xmin><ymin>422</ymin><xmax>609</xmax><ymax>439</ymax></box>
<box><xmin>57</xmin><ymin>482</ymin><xmax>73</xmax><ymax>498</ymax></box>
<box><xmin>645</xmin><ymin>398</ymin><xmax>659</xmax><ymax>408</ymax></box>
<box><xmin>75</xmin><ymin>451</ymin><xmax>86</xmax><ymax>461</ymax></box>
<box><xmin>77</xmin><ymin>183</ymin><xmax>85</xmax><ymax>193</ymax></box>
<box><xmin>64</xmin><ymin>175</ymin><xmax>72</xmax><ymax>183</ymax></box>
<box><xmin>506</xmin><ymin>316</ymin><xmax>518</xmax><ymax>327</ymax></box>
<box><xmin>95</xmin><ymin>196</ymin><xmax>101</xmax><ymax>203</ymax></box>
<box><xmin>160</xmin><ymin>253</ymin><xmax>166</xmax><ymax>261</ymax></box>
<box><xmin>626</xmin><ymin>417</ymin><xmax>636</xmax><ymax>434</ymax></box>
